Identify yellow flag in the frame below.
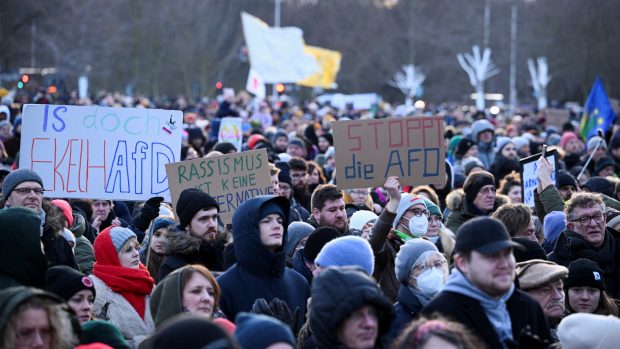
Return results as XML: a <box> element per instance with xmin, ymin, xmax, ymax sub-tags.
<box><xmin>297</xmin><ymin>46</ymin><xmax>341</xmax><ymax>89</ymax></box>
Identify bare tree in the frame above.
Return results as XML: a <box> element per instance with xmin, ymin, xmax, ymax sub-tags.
<box><xmin>457</xmin><ymin>46</ymin><xmax>499</xmax><ymax>110</ymax></box>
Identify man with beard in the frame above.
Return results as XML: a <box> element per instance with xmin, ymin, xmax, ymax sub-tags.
<box><xmin>422</xmin><ymin>217</ymin><xmax>551</xmax><ymax>349</ymax></box>
<box><xmin>158</xmin><ymin>188</ymin><xmax>226</xmax><ymax>281</ymax></box>
<box><xmin>271</xmin><ymin>130</ymin><xmax>289</xmax><ymax>154</ymax></box>
<box><xmin>549</xmin><ymin>192</ymin><xmax>620</xmax><ymax>298</ymax></box>
<box><xmin>308</xmin><ymin>184</ymin><xmax>349</xmax><ymax>235</ymax></box>
<box><xmin>516</xmin><ymin>259</ymin><xmax>568</xmax><ymax>342</ymax></box>
<box><xmin>490</xmin><ymin>137</ymin><xmax>520</xmax><ymax>186</ymax></box>
<box><xmin>2</xmin><ymin>168</ymin><xmax>78</xmax><ymax>269</ymax></box>
<box><xmin>289</xmin><ymin>157</ymin><xmax>312</xmax><ymax>211</ymax></box>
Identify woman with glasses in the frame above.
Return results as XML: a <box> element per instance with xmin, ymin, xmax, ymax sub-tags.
<box><xmin>421</xmin><ymin>198</ymin><xmax>455</xmax><ymax>262</ymax></box>
<box><xmin>388</xmin><ymin>239</ymin><xmax>449</xmax><ymax>342</ymax></box>
<box><xmin>344</xmin><ymin>187</ymin><xmax>383</xmax><ymax>214</ymax></box>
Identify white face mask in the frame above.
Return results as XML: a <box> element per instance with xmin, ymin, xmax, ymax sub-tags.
<box><xmin>408</xmin><ymin>215</ymin><xmax>429</xmax><ymax>238</ymax></box>
<box><xmin>415</xmin><ymin>267</ymin><xmax>445</xmax><ymax>293</ymax></box>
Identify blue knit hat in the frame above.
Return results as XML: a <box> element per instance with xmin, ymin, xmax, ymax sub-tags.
<box><xmin>234</xmin><ymin>313</ymin><xmax>295</xmax><ymax>349</ymax></box>
<box><xmin>543</xmin><ymin>211</ymin><xmax>566</xmax><ymax>246</ymax></box>
<box><xmin>109</xmin><ymin>227</ymin><xmax>137</xmax><ymax>252</ymax></box>
<box><xmin>315</xmin><ymin>236</ymin><xmax>374</xmax><ymax>275</ymax></box>
<box><xmin>395</xmin><ymin>239</ymin><xmax>438</xmax><ymax>283</ymax></box>
<box><xmin>2</xmin><ymin>168</ymin><xmax>43</xmax><ymax>198</ymax></box>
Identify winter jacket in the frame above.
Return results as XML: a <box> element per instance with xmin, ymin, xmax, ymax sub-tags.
<box><xmin>533</xmin><ymin>185</ymin><xmax>565</xmax><ymax>220</ymax></box>
<box><xmin>549</xmin><ymin>228</ymin><xmax>620</xmax><ymax>298</ymax></box>
<box><xmin>369</xmin><ymin>208</ymin><xmax>402</xmax><ymax>302</ymax></box>
<box><xmin>216</xmin><ymin>196</ymin><xmax>310</xmax><ymax>333</ymax></box>
<box><xmin>90</xmin><ymin>275</ymin><xmax>155</xmax><ymax>348</ymax></box>
<box><xmin>0</xmin><ymin>208</ymin><xmax>48</xmax><ymax>290</ymax></box>
<box><xmin>158</xmin><ymin>228</ymin><xmax>227</xmax><ymax>282</ymax></box>
<box><xmin>70</xmin><ymin>211</ymin><xmax>95</xmax><ymax>274</ymax></box>
<box><xmin>42</xmin><ymin>200</ymin><xmax>79</xmax><ymax>269</ymax></box>
<box><xmin>422</xmin><ymin>289</ymin><xmax>551</xmax><ymax>349</ymax></box>
<box><xmin>309</xmin><ymin>267</ymin><xmax>394</xmax><ymax>349</ymax></box>
<box><xmin>387</xmin><ymin>285</ymin><xmax>427</xmax><ymax>343</ymax></box>
<box><xmin>445</xmin><ymin>190</ymin><xmax>501</xmax><ymax>233</ymax></box>
<box><xmin>490</xmin><ymin>154</ymin><xmax>520</xmax><ymax>186</ymax></box>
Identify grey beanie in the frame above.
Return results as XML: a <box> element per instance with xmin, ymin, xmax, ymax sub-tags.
<box><xmin>109</xmin><ymin>227</ymin><xmax>136</xmax><ymax>252</ymax></box>
<box><xmin>393</xmin><ymin>193</ymin><xmax>427</xmax><ymax>229</ymax></box>
<box><xmin>2</xmin><ymin>168</ymin><xmax>43</xmax><ymax>198</ymax></box>
<box><xmin>286</xmin><ymin>221</ymin><xmax>315</xmax><ymax>258</ymax></box>
<box><xmin>395</xmin><ymin>239</ymin><xmax>438</xmax><ymax>283</ymax></box>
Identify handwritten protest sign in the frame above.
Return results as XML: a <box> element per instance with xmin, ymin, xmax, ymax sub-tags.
<box><xmin>218</xmin><ymin>117</ymin><xmax>243</xmax><ymax>151</ymax></box>
<box><xmin>333</xmin><ymin>116</ymin><xmax>445</xmax><ymax>189</ymax></box>
<box><xmin>544</xmin><ymin>108</ymin><xmax>570</xmax><ymax>129</ymax></box>
<box><xmin>165</xmin><ymin>148</ymin><xmax>273</xmax><ymax>224</ymax></box>
<box><xmin>20</xmin><ymin>104</ymin><xmax>182</xmax><ymax>201</ymax></box>
<box><xmin>520</xmin><ymin>149</ymin><xmax>558</xmax><ymax>207</ymax></box>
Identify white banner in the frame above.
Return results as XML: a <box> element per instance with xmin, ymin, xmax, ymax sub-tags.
<box><xmin>246</xmin><ymin>68</ymin><xmax>266</xmax><ymax>99</ymax></box>
<box><xmin>20</xmin><ymin>104</ymin><xmax>182</xmax><ymax>201</ymax></box>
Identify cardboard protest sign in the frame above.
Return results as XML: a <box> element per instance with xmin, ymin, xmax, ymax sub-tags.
<box><xmin>20</xmin><ymin>104</ymin><xmax>182</xmax><ymax>201</ymax></box>
<box><xmin>544</xmin><ymin>108</ymin><xmax>571</xmax><ymax>129</ymax></box>
<box><xmin>165</xmin><ymin>148</ymin><xmax>273</xmax><ymax>224</ymax></box>
<box><xmin>218</xmin><ymin>117</ymin><xmax>243</xmax><ymax>151</ymax></box>
<box><xmin>520</xmin><ymin>149</ymin><xmax>559</xmax><ymax>207</ymax></box>
<box><xmin>333</xmin><ymin>116</ymin><xmax>445</xmax><ymax>189</ymax></box>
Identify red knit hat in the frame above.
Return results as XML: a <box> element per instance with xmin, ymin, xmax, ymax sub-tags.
<box><xmin>51</xmin><ymin>199</ymin><xmax>73</xmax><ymax>227</ymax></box>
<box><xmin>560</xmin><ymin>132</ymin><xmax>579</xmax><ymax>149</ymax></box>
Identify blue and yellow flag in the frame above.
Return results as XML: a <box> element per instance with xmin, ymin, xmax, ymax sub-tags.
<box><xmin>580</xmin><ymin>77</ymin><xmax>617</xmax><ymax>140</ymax></box>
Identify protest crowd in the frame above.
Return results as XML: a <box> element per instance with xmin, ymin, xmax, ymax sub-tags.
<box><xmin>2</xmin><ymin>86</ymin><xmax>620</xmax><ymax>349</ymax></box>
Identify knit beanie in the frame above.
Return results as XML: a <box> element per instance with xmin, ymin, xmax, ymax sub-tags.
<box><xmin>176</xmin><ymin>188</ymin><xmax>219</xmax><ymax>228</ymax></box>
<box><xmin>587</xmin><ymin>136</ymin><xmax>607</xmax><ymax>151</ymax></box>
<box><xmin>560</xmin><ymin>132</ymin><xmax>579</xmax><ymax>149</ymax></box>
<box><xmin>108</xmin><ymin>226</ymin><xmax>137</xmax><ymax>252</ymax></box>
<box><xmin>315</xmin><ymin>236</ymin><xmax>375</xmax><ymax>275</ymax></box>
<box><xmin>212</xmin><ymin>142</ymin><xmax>238</xmax><ymax>154</ymax></box>
<box><xmin>515</xmin><ymin>259</ymin><xmax>568</xmax><ymax>291</ymax></box>
<box><xmin>512</xmin><ymin>136</ymin><xmax>529</xmax><ymax>151</ymax></box>
<box><xmin>2</xmin><ymin>168</ymin><xmax>43</xmax><ymax>198</ymax></box>
<box><xmin>248</xmin><ymin>134</ymin><xmax>268</xmax><ymax>150</ymax></box>
<box><xmin>595</xmin><ymin>157</ymin><xmax>616</xmax><ymax>175</ymax></box>
<box><xmin>565</xmin><ymin>258</ymin><xmax>606</xmax><ymax>290</ymax></box>
<box><xmin>557</xmin><ymin>171</ymin><xmax>578</xmax><ymax>189</ymax></box>
<box><xmin>463</xmin><ymin>171</ymin><xmax>495</xmax><ymax>204</ymax></box>
<box><xmin>582</xmin><ymin>177</ymin><xmax>614</xmax><ymax>198</ymax></box>
<box><xmin>543</xmin><ymin>211</ymin><xmax>566</xmax><ymax>245</ymax></box>
<box><xmin>259</xmin><ymin>200</ymin><xmax>284</xmax><ymax>220</ymax></box>
<box><xmin>455</xmin><ymin>138</ymin><xmax>476</xmax><ymax>158</ymax></box>
<box><xmin>52</xmin><ymin>199</ymin><xmax>74</xmax><ymax>227</ymax></box>
<box><xmin>422</xmin><ymin>198</ymin><xmax>442</xmax><ymax>218</ymax></box>
<box><xmin>495</xmin><ymin>137</ymin><xmax>514</xmax><ymax>153</ymax></box>
<box><xmin>448</xmin><ymin>135</ymin><xmax>463</xmax><ymax>156</ymax></box>
<box><xmin>394</xmin><ymin>239</ymin><xmax>438</xmax><ymax>283</ymax></box>
<box><xmin>303</xmin><ymin>227</ymin><xmax>340</xmax><ymax>262</ymax></box>
<box><xmin>558</xmin><ymin>313</ymin><xmax>620</xmax><ymax>349</ymax></box>
<box><xmin>212</xmin><ymin>318</ymin><xmax>236</xmax><ymax>336</ymax></box>
<box><xmin>234</xmin><ymin>313</ymin><xmax>295</xmax><ymax>349</ymax></box>
<box><xmin>462</xmin><ymin>157</ymin><xmax>486</xmax><ymax>176</ymax></box>
<box><xmin>81</xmin><ymin>320</ymin><xmax>130</xmax><ymax>349</ymax></box>
<box><xmin>393</xmin><ymin>193</ymin><xmax>427</xmax><ymax>229</ymax></box>
<box><xmin>152</xmin><ymin>314</ymin><xmax>238</xmax><ymax>349</ymax></box>
<box><xmin>278</xmin><ymin>170</ymin><xmax>293</xmax><ymax>187</ymax></box>
<box><xmin>610</xmin><ymin>135</ymin><xmax>620</xmax><ymax>150</ymax></box>
<box><xmin>288</xmin><ymin>138</ymin><xmax>305</xmax><ymax>150</ymax></box>
<box><xmin>45</xmin><ymin>265</ymin><xmax>95</xmax><ymax>301</ymax></box>
<box><xmin>349</xmin><ymin>210</ymin><xmax>378</xmax><ymax>231</ymax></box>
<box><xmin>285</xmin><ymin>221</ymin><xmax>315</xmax><ymax>258</ymax></box>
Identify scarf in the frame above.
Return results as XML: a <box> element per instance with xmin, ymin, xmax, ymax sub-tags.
<box><xmin>407</xmin><ymin>285</ymin><xmax>434</xmax><ymax>308</ymax></box>
<box><xmin>443</xmin><ymin>269</ymin><xmax>515</xmax><ymax>348</ymax></box>
<box><xmin>291</xmin><ymin>249</ymin><xmax>313</xmax><ymax>283</ymax></box>
<box><xmin>93</xmin><ymin>230</ymin><xmax>154</xmax><ymax>319</ymax></box>
<box><xmin>562</xmin><ymin>230</ymin><xmax>616</xmax><ymax>273</ymax></box>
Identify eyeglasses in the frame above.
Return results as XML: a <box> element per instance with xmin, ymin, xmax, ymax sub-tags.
<box><xmin>405</xmin><ymin>208</ymin><xmax>430</xmax><ymax>218</ymax></box>
<box><xmin>570</xmin><ymin>213</ymin><xmax>604</xmax><ymax>226</ymax></box>
<box><xmin>13</xmin><ymin>187</ymin><xmax>45</xmax><ymax>195</ymax></box>
<box><xmin>413</xmin><ymin>260</ymin><xmax>447</xmax><ymax>273</ymax></box>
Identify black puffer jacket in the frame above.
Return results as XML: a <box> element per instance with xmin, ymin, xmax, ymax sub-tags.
<box><xmin>310</xmin><ymin>267</ymin><xmax>394</xmax><ymax>349</ymax></box>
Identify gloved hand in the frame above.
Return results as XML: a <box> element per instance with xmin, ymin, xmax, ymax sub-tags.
<box><xmin>251</xmin><ymin>298</ymin><xmax>300</xmax><ymax>334</ymax></box>
<box><xmin>132</xmin><ymin>196</ymin><xmax>164</xmax><ymax>231</ymax></box>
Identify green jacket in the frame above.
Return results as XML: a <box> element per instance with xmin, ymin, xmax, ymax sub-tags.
<box><xmin>70</xmin><ymin>212</ymin><xmax>95</xmax><ymax>274</ymax></box>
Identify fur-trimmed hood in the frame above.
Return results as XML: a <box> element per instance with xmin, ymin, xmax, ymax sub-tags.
<box><xmin>446</xmin><ymin>189</ymin><xmax>466</xmax><ymax>211</ymax></box>
<box><xmin>42</xmin><ymin>199</ymin><xmax>66</xmax><ymax>237</ymax></box>
<box><xmin>164</xmin><ymin>226</ymin><xmax>228</xmax><ymax>256</ymax></box>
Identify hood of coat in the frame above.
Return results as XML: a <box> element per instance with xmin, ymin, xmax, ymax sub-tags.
<box><xmin>0</xmin><ymin>286</ymin><xmax>65</xmax><ymax>337</ymax></box>
<box><xmin>310</xmin><ymin>267</ymin><xmax>394</xmax><ymax>348</ymax></box>
<box><xmin>232</xmin><ymin>195</ymin><xmax>290</xmax><ymax>277</ymax></box>
<box><xmin>150</xmin><ymin>268</ymin><xmax>183</xmax><ymax>327</ymax></box>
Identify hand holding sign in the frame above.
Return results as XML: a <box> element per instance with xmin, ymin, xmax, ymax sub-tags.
<box><xmin>536</xmin><ymin>147</ymin><xmax>554</xmax><ymax>193</ymax></box>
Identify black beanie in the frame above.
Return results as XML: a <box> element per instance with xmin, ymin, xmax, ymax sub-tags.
<box><xmin>455</xmin><ymin>138</ymin><xmax>476</xmax><ymax>158</ymax></box>
<box><xmin>595</xmin><ymin>157</ymin><xmax>616</xmax><ymax>175</ymax></box>
<box><xmin>303</xmin><ymin>227</ymin><xmax>340</xmax><ymax>262</ymax></box>
<box><xmin>212</xmin><ymin>142</ymin><xmax>238</xmax><ymax>154</ymax></box>
<box><xmin>512</xmin><ymin>237</ymin><xmax>547</xmax><ymax>263</ymax></box>
<box><xmin>176</xmin><ymin>188</ymin><xmax>219</xmax><ymax>228</ymax></box>
<box><xmin>152</xmin><ymin>314</ymin><xmax>238</xmax><ymax>349</ymax></box>
<box><xmin>583</xmin><ymin>177</ymin><xmax>615</xmax><ymax>198</ymax></box>
<box><xmin>565</xmin><ymin>258</ymin><xmax>606</xmax><ymax>290</ymax></box>
<box><xmin>557</xmin><ymin>170</ymin><xmax>578</xmax><ymax>189</ymax></box>
<box><xmin>278</xmin><ymin>170</ymin><xmax>293</xmax><ymax>187</ymax></box>
<box><xmin>45</xmin><ymin>265</ymin><xmax>95</xmax><ymax>301</ymax></box>
<box><xmin>463</xmin><ymin>171</ymin><xmax>495</xmax><ymax>203</ymax></box>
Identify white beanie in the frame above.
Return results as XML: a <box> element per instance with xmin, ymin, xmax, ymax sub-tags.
<box><xmin>349</xmin><ymin>210</ymin><xmax>378</xmax><ymax>231</ymax></box>
<box><xmin>558</xmin><ymin>313</ymin><xmax>620</xmax><ymax>349</ymax></box>
<box><xmin>393</xmin><ymin>194</ymin><xmax>427</xmax><ymax>229</ymax></box>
